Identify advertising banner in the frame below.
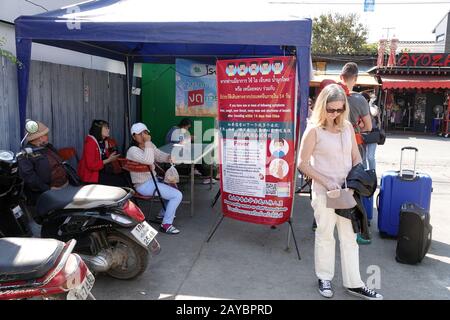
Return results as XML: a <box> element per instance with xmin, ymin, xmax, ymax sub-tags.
<box><xmin>175</xmin><ymin>58</ymin><xmax>217</xmax><ymax>117</ymax></box>
<box><xmin>217</xmin><ymin>56</ymin><xmax>297</xmax><ymax>225</ymax></box>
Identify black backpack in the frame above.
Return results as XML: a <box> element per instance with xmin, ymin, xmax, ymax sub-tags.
<box><xmin>396</xmin><ymin>203</ymin><xmax>432</xmax><ymax>264</ymax></box>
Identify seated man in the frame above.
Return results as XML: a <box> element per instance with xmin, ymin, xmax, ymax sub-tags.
<box><xmin>18</xmin><ymin>121</ymin><xmax>69</xmax><ymax>205</ymax></box>
<box><xmin>165</xmin><ymin>118</ymin><xmax>194</xmax><ymax>144</ymax></box>
<box><xmin>165</xmin><ymin>118</ymin><xmax>216</xmax><ymax>184</ymax></box>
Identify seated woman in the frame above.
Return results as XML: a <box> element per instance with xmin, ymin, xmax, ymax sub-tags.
<box><xmin>78</xmin><ymin>120</ymin><xmax>126</xmax><ymax>187</ymax></box>
<box><xmin>127</xmin><ymin>122</ymin><xmax>182</xmax><ymax>235</ymax></box>
<box><xmin>165</xmin><ymin>117</ymin><xmax>216</xmax><ymax>184</ymax></box>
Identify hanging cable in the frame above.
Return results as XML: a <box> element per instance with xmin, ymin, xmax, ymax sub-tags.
<box><xmin>24</xmin><ymin>0</ymin><xmax>48</xmax><ymax>11</ymax></box>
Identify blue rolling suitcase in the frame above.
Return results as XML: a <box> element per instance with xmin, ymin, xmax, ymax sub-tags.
<box><xmin>378</xmin><ymin>147</ymin><xmax>432</xmax><ymax>237</ymax></box>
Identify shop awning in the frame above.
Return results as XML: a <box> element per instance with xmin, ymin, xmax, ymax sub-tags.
<box><xmin>380</xmin><ymin>75</ymin><xmax>450</xmax><ymax>89</ymax></box>
<box><xmin>310</xmin><ymin>73</ymin><xmax>380</xmax><ymax>87</ymax></box>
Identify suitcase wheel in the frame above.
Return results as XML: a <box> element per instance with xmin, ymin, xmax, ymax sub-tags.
<box><xmin>395</xmin><ymin>255</ymin><xmax>419</xmax><ymax>265</ymax></box>
<box><xmin>379</xmin><ymin>231</ymin><xmax>398</xmax><ymax>239</ymax></box>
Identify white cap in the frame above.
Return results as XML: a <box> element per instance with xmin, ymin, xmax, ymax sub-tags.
<box><xmin>130</xmin><ymin>122</ymin><xmax>149</xmax><ymax>135</ymax></box>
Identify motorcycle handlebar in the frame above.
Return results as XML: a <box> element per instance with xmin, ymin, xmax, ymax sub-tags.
<box><xmin>16</xmin><ymin>146</ymin><xmax>45</xmax><ymax>158</ymax></box>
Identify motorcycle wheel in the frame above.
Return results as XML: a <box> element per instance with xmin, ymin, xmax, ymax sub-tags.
<box><xmin>105</xmin><ymin>232</ymin><xmax>149</xmax><ymax>280</ymax></box>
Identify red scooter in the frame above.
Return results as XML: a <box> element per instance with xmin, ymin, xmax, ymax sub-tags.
<box><xmin>0</xmin><ymin>238</ymin><xmax>95</xmax><ymax>300</ymax></box>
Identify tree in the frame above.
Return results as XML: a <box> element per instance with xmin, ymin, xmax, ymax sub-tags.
<box><xmin>312</xmin><ymin>13</ymin><xmax>377</xmax><ymax>55</ymax></box>
<box><xmin>0</xmin><ymin>37</ymin><xmax>22</xmax><ymax>67</ymax></box>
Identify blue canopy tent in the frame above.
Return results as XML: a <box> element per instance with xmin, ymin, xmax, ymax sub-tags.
<box><xmin>14</xmin><ymin>0</ymin><xmax>312</xmax><ymax>142</ymax></box>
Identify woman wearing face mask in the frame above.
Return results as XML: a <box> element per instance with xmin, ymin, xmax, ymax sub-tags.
<box><xmin>298</xmin><ymin>84</ymin><xmax>383</xmax><ymax>300</ymax></box>
<box><xmin>78</xmin><ymin>119</ymin><xmax>125</xmax><ymax>186</ymax></box>
<box><xmin>127</xmin><ymin>123</ymin><xmax>182</xmax><ymax>235</ymax></box>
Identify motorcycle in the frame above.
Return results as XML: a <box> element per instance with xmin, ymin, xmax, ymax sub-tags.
<box><xmin>0</xmin><ymin>150</ymin><xmax>32</xmax><ymax>238</ymax></box>
<box><xmin>0</xmin><ymin>238</ymin><xmax>95</xmax><ymax>300</ymax></box>
<box><xmin>37</xmin><ymin>183</ymin><xmax>160</xmax><ymax>279</ymax></box>
<box><xmin>0</xmin><ymin>120</ymin><xmax>161</xmax><ymax>280</ymax></box>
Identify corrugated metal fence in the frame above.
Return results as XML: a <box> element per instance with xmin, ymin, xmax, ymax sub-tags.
<box><xmin>0</xmin><ymin>59</ymin><xmax>135</xmax><ymax>158</ymax></box>
<box><xmin>0</xmin><ymin>56</ymin><xmax>20</xmax><ymax>152</ymax></box>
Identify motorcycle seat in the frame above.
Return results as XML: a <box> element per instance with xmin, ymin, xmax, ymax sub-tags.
<box><xmin>0</xmin><ymin>237</ymin><xmax>64</xmax><ymax>283</ymax></box>
<box><xmin>36</xmin><ymin>184</ymin><xmax>128</xmax><ymax>216</ymax></box>
<box><xmin>36</xmin><ymin>185</ymin><xmax>82</xmax><ymax>216</ymax></box>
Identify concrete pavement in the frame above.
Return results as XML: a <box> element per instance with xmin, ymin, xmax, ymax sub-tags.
<box><xmin>92</xmin><ymin>134</ymin><xmax>450</xmax><ymax>300</ymax></box>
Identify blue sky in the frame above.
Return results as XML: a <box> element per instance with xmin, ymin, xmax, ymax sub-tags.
<box><xmin>266</xmin><ymin>0</ymin><xmax>450</xmax><ymax>43</ymax></box>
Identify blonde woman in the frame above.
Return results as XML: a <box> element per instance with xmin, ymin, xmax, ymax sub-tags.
<box><xmin>298</xmin><ymin>84</ymin><xmax>383</xmax><ymax>300</ymax></box>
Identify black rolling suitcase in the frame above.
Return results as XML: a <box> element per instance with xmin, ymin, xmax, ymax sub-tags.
<box><xmin>396</xmin><ymin>203</ymin><xmax>432</xmax><ymax>264</ymax></box>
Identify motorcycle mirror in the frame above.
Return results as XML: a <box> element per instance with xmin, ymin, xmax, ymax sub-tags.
<box><xmin>25</xmin><ymin>120</ymin><xmax>39</xmax><ymax>134</ymax></box>
<box><xmin>0</xmin><ymin>150</ymin><xmax>14</xmax><ymax>162</ymax></box>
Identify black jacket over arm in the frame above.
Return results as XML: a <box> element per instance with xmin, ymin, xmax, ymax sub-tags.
<box><xmin>335</xmin><ymin>163</ymin><xmax>377</xmax><ymax>240</ymax></box>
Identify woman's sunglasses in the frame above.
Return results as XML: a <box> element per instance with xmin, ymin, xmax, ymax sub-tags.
<box><xmin>326</xmin><ymin>108</ymin><xmax>345</xmax><ymax>114</ymax></box>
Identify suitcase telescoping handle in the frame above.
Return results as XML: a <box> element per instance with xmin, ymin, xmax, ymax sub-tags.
<box><xmin>399</xmin><ymin>146</ymin><xmax>418</xmax><ymax>180</ymax></box>
<box><xmin>401</xmin><ymin>147</ymin><xmax>418</xmax><ymax>152</ymax></box>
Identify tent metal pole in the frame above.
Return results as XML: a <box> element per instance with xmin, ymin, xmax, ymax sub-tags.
<box><xmin>125</xmin><ymin>56</ymin><xmax>132</xmax><ymax>149</ymax></box>
<box><xmin>16</xmin><ymin>38</ymin><xmax>32</xmax><ymax>138</ymax></box>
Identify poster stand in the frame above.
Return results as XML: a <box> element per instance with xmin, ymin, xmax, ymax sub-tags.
<box><xmin>208</xmin><ymin>189</ymin><xmax>301</xmax><ymax>260</ymax></box>
<box><xmin>208</xmin><ymin>56</ymin><xmax>301</xmax><ymax>260</ymax></box>
<box><xmin>206</xmin><ymin>213</ymin><xmax>224</xmax><ymax>242</ymax></box>
<box><xmin>285</xmin><ymin>143</ymin><xmax>301</xmax><ymax>259</ymax></box>
<box><xmin>286</xmin><ymin>68</ymin><xmax>302</xmax><ymax>260</ymax></box>
<box><xmin>211</xmin><ymin>189</ymin><xmax>221</xmax><ymax>208</ymax></box>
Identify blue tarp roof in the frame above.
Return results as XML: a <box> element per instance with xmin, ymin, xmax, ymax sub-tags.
<box><xmin>15</xmin><ymin>0</ymin><xmax>312</xmax><ymax>138</ymax></box>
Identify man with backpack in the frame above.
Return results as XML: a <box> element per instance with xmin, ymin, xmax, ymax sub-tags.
<box><xmin>339</xmin><ymin>62</ymin><xmax>372</xmax><ymax>161</ymax></box>
<box><xmin>339</xmin><ymin>63</ymin><xmax>373</xmax><ymax>245</ymax></box>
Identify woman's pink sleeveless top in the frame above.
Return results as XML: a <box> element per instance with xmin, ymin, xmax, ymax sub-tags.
<box><xmin>308</xmin><ymin>122</ymin><xmax>353</xmax><ymax>194</ymax></box>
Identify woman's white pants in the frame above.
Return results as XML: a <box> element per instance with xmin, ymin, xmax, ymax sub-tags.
<box><xmin>312</xmin><ymin>192</ymin><xmax>365</xmax><ymax>289</ymax></box>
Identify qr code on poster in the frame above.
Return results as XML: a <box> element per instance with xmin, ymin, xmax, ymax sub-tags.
<box><xmin>266</xmin><ymin>183</ymin><xmax>277</xmax><ymax>196</ymax></box>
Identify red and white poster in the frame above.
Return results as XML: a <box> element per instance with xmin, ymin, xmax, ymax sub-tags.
<box><xmin>217</xmin><ymin>56</ymin><xmax>297</xmax><ymax>225</ymax></box>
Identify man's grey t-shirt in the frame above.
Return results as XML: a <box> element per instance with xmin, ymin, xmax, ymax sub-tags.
<box><xmin>347</xmin><ymin>92</ymin><xmax>370</xmax><ymax>126</ymax></box>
